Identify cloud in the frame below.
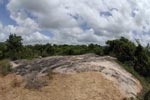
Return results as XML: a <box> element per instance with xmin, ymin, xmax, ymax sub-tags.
<box><xmin>23</xmin><ymin>32</ymin><xmax>51</xmax><ymax>45</ymax></box>
<box><xmin>0</xmin><ymin>22</ymin><xmax>8</xmax><ymax>42</ymax></box>
<box><xmin>0</xmin><ymin>0</ymin><xmax>150</xmax><ymax>45</ymax></box>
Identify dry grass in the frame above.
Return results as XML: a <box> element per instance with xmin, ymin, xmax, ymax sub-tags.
<box><xmin>0</xmin><ymin>72</ymin><xmax>124</xmax><ymax>100</ymax></box>
<box><xmin>24</xmin><ymin>72</ymin><xmax>48</xmax><ymax>90</ymax></box>
<box><xmin>11</xmin><ymin>76</ymin><xmax>23</xmax><ymax>88</ymax></box>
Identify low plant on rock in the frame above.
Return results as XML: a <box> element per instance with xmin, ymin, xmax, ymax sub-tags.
<box><xmin>0</xmin><ymin>59</ymin><xmax>12</xmax><ymax>76</ymax></box>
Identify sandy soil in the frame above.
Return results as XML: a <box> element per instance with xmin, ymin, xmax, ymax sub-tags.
<box><xmin>0</xmin><ymin>72</ymin><xmax>124</xmax><ymax>100</ymax></box>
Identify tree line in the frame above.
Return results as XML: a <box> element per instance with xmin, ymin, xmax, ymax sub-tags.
<box><xmin>1</xmin><ymin>34</ymin><xmax>150</xmax><ymax>77</ymax></box>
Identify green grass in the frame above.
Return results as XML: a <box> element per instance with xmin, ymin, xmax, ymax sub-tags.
<box><xmin>0</xmin><ymin>59</ymin><xmax>12</xmax><ymax>76</ymax></box>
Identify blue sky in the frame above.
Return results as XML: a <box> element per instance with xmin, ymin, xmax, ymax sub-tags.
<box><xmin>0</xmin><ymin>0</ymin><xmax>150</xmax><ymax>45</ymax></box>
<box><xmin>0</xmin><ymin>0</ymin><xmax>16</xmax><ymax>25</ymax></box>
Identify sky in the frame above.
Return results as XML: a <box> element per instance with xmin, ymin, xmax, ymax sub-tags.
<box><xmin>0</xmin><ymin>0</ymin><xmax>150</xmax><ymax>45</ymax></box>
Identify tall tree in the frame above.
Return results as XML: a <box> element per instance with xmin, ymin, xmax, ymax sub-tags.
<box><xmin>106</xmin><ymin>37</ymin><xmax>136</xmax><ymax>62</ymax></box>
<box><xmin>134</xmin><ymin>44</ymin><xmax>150</xmax><ymax>77</ymax></box>
<box><xmin>0</xmin><ymin>42</ymin><xmax>7</xmax><ymax>59</ymax></box>
<box><xmin>6</xmin><ymin>34</ymin><xmax>23</xmax><ymax>60</ymax></box>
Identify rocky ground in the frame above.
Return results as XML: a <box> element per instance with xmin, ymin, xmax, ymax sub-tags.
<box><xmin>3</xmin><ymin>54</ymin><xmax>142</xmax><ymax>100</ymax></box>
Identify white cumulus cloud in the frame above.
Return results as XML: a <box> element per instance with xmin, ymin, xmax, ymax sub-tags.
<box><xmin>0</xmin><ymin>0</ymin><xmax>150</xmax><ymax>45</ymax></box>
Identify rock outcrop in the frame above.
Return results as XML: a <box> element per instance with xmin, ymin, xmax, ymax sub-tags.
<box><xmin>12</xmin><ymin>54</ymin><xmax>142</xmax><ymax>98</ymax></box>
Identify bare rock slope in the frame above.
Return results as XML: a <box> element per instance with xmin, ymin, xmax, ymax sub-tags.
<box><xmin>12</xmin><ymin>54</ymin><xmax>142</xmax><ymax>99</ymax></box>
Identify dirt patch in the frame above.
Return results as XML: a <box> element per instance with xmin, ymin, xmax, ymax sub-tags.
<box><xmin>0</xmin><ymin>72</ymin><xmax>124</xmax><ymax>100</ymax></box>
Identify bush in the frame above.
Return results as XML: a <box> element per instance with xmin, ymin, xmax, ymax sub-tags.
<box><xmin>0</xmin><ymin>60</ymin><xmax>12</xmax><ymax>76</ymax></box>
<box><xmin>106</xmin><ymin>37</ymin><xmax>136</xmax><ymax>62</ymax></box>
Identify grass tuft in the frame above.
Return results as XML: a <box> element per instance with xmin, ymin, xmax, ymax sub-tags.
<box><xmin>0</xmin><ymin>59</ymin><xmax>12</xmax><ymax>76</ymax></box>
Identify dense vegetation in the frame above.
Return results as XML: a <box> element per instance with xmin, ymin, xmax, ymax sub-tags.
<box><xmin>0</xmin><ymin>34</ymin><xmax>104</xmax><ymax>60</ymax></box>
<box><xmin>1</xmin><ymin>34</ymin><xmax>150</xmax><ymax>99</ymax></box>
<box><xmin>1</xmin><ymin>34</ymin><xmax>150</xmax><ymax>77</ymax></box>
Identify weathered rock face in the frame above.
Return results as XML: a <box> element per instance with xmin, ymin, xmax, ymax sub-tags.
<box><xmin>12</xmin><ymin>54</ymin><xmax>142</xmax><ymax>98</ymax></box>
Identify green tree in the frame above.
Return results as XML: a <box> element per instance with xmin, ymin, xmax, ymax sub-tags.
<box><xmin>134</xmin><ymin>44</ymin><xmax>150</xmax><ymax>77</ymax></box>
<box><xmin>0</xmin><ymin>42</ymin><xmax>7</xmax><ymax>59</ymax></box>
<box><xmin>106</xmin><ymin>37</ymin><xmax>136</xmax><ymax>63</ymax></box>
<box><xmin>6</xmin><ymin>34</ymin><xmax>23</xmax><ymax>60</ymax></box>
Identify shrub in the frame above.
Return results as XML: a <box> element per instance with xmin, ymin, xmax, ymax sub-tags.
<box><xmin>0</xmin><ymin>60</ymin><xmax>12</xmax><ymax>76</ymax></box>
<box><xmin>106</xmin><ymin>37</ymin><xmax>136</xmax><ymax>62</ymax></box>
